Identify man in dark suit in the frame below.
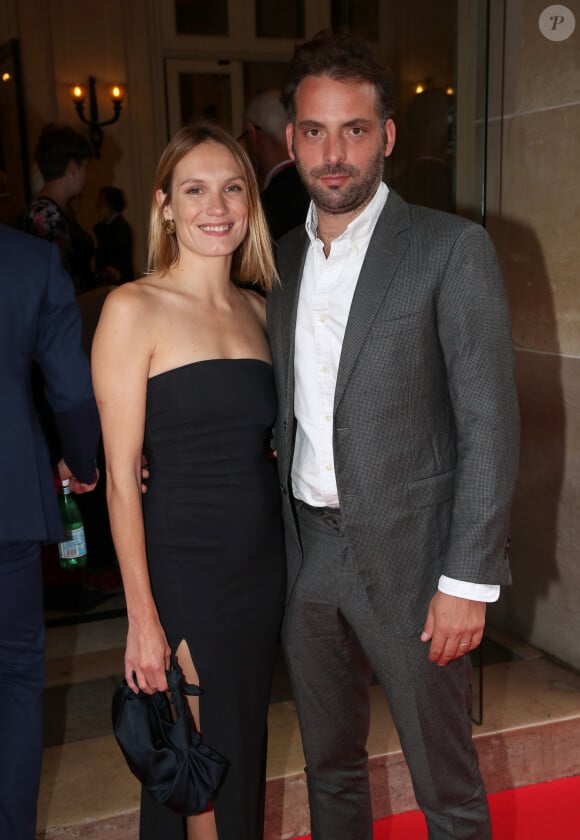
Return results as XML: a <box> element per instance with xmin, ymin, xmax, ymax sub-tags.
<box><xmin>241</xmin><ymin>88</ymin><xmax>310</xmax><ymax>240</ymax></box>
<box><xmin>0</xmin><ymin>225</ymin><xmax>100</xmax><ymax>840</ymax></box>
<box><xmin>267</xmin><ymin>32</ymin><xmax>519</xmax><ymax>840</ymax></box>
<box><xmin>94</xmin><ymin>186</ymin><xmax>135</xmax><ymax>285</ymax></box>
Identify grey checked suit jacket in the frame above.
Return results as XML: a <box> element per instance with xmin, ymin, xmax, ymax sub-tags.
<box><xmin>266</xmin><ymin>190</ymin><xmax>520</xmax><ymax>636</ymax></box>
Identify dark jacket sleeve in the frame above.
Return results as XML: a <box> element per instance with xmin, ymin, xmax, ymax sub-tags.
<box><xmin>35</xmin><ymin>242</ymin><xmax>100</xmax><ymax>483</ymax></box>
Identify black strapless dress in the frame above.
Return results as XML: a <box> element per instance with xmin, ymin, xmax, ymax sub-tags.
<box><xmin>140</xmin><ymin>359</ymin><xmax>285</xmax><ymax>840</ymax></box>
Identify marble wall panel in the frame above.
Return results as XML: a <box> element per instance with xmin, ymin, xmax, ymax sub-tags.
<box><xmin>494</xmin><ymin>105</ymin><xmax>580</xmax><ymax>355</ymax></box>
<box><xmin>502</xmin><ymin>0</ymin><xmax>580</xmax><ymax>116</ymax></box>
<box><xmin>487</xmin><ymin>1</ymin><xmax>580</xmax><ymax>672</ymax></box>
<box><xmin>491</xmin><ymin>350</ymin><xmax>580</xmax><ymax>671</ymax></box>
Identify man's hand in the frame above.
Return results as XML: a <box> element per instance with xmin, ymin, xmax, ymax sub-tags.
<box><xmin>421</xmin><ymin>591</ymin><xmax>486</xmax><ymax>666</ymax></box>
<box><xmin>56</xmin><ymin>458</ymin><xmax>99</xmax><ymax>494</ymax></box>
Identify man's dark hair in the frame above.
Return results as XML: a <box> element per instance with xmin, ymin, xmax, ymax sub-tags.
<box><xmin>100</xmin><ymin>186</ymin><xmax>126</xmax><ymax>213</ymax></box>
<box><xmin>34</xmin><ymin>123</ymin><xmax>93</xmax><ymax>181</ymax></box>
<box><xmin>282</xmin><ymin>30</ymin><xmax>395</xmax><ymax>124</ymax></box>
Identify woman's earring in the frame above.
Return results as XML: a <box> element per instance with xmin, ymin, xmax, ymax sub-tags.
<box><xmin>163</xmin><ymin>218</ymin><xmax>176</xmax><ymax>235</ymax></box>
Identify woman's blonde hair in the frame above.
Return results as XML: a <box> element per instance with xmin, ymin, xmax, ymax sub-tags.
<box><xmin>148</xmin><ymin>122</ymin><xmax>277</xmax><ymax>291</ymax></box>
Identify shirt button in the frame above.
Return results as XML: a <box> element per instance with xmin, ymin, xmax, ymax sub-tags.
<box><xmin>321</xmin><ymin>366</ymin><xmax>328</xmax><ymax>374</ymax></box>
<box><xmin>325</xmin><ymin>464</ymin><xmax>333</xmax><ymax>472</ymax></box>
<box><xmin>319</xmin><ymin>315</ymin><xmax>326</xmax><ymax>323</ymax></box>
<box><xmin>325</xmin><ymin>415</ymin><xmax>331</xmax><ymax>422</ymax></box>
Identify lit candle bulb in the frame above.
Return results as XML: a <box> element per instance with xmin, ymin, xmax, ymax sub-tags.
<box><xmin>70</xmin><ymin>84</ymin><xmax>86</xmax><ymax>102</ymax></box>
<box><xmin>109</xmin><ymin>84</ymin><xmax>124</xmax><ymax>102</ymax></box>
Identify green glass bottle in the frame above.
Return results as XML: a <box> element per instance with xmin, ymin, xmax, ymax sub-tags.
<box><xmin>57</xmin><ymin>478</ymin><xmax>88</xmax><ymax>569</ymax></box>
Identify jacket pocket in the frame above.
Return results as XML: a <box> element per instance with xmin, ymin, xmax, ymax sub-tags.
<box><xmin>371</xmin><ymin>307</ymin><xmax>427</xmax><ymax>337</ymax></box>
<box><xmin>407</xmin><ymin>469</ymin><xmax>456</xmax><ymax>509</ymax></box>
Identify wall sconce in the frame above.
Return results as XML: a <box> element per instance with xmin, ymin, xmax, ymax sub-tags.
<box><xmin>70</xmin><ymin>76</ymin><xmax>124</xmax><ymax>158</ymax></box>
<box><xmin>414</xmin><ymin>80</ymin><xmax>455</xmax><ymax>97</ymax></box>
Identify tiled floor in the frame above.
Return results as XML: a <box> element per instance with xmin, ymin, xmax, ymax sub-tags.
<box><xmin>36</xmin><ymin>586</ymin><xmax>580</xmax><ymax>839</ymax></box>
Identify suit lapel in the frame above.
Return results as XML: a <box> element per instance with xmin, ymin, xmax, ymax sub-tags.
<box><xmin>334</xmin><ymin>191</ymin><xmax>412</xmax><ymax>411</ymax></box>
<box><xmin>276</xmin><ymin>229</ymin><xmax>308</xmax><ymax>438</ymax></box>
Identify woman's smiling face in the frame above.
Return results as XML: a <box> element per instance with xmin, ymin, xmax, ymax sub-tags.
<box><xmin>158</xmin><ymin>140</ymin><xmax>249</xmax><ymax>260</ymax></box>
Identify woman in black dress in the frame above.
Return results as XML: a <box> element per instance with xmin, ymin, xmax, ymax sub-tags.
<box><xmin>92</xmin><ymin>123</ymin><xmax>285</xmax><ymax>840</ymax></box>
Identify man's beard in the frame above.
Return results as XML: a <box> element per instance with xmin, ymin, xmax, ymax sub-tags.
<box><xmin>294</xmin><ymin>146</ymin><xmax>385</xmax><ymax>216</ymax></box>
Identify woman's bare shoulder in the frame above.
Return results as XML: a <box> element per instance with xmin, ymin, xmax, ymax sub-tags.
<box><xmin>240</xmin><ymin>287</ymin><xmax>266</xmax><ymax>325</ymax></box>
<box><xmin>94</xmin><ymin>279</ymin><xmax>168</xmax><ymax>360</ymax></box>
<box><xmin>100</xmin><ymin>275</ymin><xmax>164</xmax><ymax>321</ymax></box>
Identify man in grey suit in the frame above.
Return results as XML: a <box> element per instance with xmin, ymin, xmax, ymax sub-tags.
<box><xmin>267</xmin><ymin>31</ymin><xmax>519</xmax><ymax>840</ymax></box>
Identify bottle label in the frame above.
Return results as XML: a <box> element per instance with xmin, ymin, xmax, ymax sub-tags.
<box><xmin>58</xmin><ymin>526</ymin><xmax>87</xmax><ymax>559</ymax></box>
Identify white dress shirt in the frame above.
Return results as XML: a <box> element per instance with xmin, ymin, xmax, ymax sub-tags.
<box><xmin>291</xmin><ymin>181</ymin><xmax>499</xmax><ymax>603</ymax></box>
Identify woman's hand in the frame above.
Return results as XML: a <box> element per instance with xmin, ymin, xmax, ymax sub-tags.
<box><xmin>125</xmin><ymin>617</ymin><xmax>171</xmax><ymax>695</ymax></box>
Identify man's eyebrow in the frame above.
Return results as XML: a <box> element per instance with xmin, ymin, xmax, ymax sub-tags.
<box><xmin>296</xmin><ymin>118</ymin><xmax>374</xmax><ymax>129</ymax></box>
<box><xmin>297</xmin><ymin>119</ymin><xmax>324</xmax><ymax>129</ymax></box>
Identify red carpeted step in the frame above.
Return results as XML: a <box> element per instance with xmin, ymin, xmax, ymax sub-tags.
<box><xmin>297</xmin><ymin>775</ymin><xmax>580</xmax><ymax>839</ymax></box>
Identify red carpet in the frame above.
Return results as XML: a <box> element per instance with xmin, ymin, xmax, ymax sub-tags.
<box><xmin>298</xmin><ymin>776</ymin><xmax>580</xmax><ymax>839</ymax></box>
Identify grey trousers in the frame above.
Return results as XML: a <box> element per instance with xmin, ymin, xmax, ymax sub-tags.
<box><xmin>282</xmin><ymin>502</ymin><xmax>491</xmax><ymax>840</ymax></box>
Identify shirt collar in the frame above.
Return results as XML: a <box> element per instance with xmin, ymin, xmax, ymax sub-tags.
<box><xmin>305</xmin><ymin>181</ymin><xmax>389</xmax><ymax>247</ymax></box>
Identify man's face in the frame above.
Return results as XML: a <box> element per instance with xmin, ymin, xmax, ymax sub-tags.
<box><xmin>286</xmin><ymin>75</ymin><xmax>395</xmax><ymax>219</ymax></box>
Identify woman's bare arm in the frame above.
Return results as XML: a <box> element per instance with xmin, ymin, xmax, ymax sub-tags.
<box><xmin>91</xmin><ymin>284</ymin><xmax>170</xmax><ymax>694</ymax></box>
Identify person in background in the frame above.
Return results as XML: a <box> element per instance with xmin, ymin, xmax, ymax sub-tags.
<box><xmin>92</xmin><ymin>121</ymin><xmax>285</xmax><ymax>840</ymax></box>
<box><xmin>0</xmin><ymin>224</ymin><xmax>100</xmax><ymax>840</ymax></box>
<box><xmin>241</xmin><ymin>88</ymin><xmax>310</xmax><ymax>241</ymax></box>
<box><xmin>67</xmin><ymin>192</ymin><xmax>98</xmax><ymax>291</ymax></box>
<box><xmin>267</xmin><ymin>30</ymin><xmax>519</xmax><ymax>840</ymax></box>
<box><xmin>0</xmin><ymin>170</ymin><xmax>20</xmax><ymax>227</ymax></box>
<box><xmin>22</xmin><ymin>123</ymin><xmax>95</xmax><ymax>293</ymax></box>
<box><xmin>94</xmin><ymin>186</ymin><xmax>135</xmax><ymax>285</ymax></box>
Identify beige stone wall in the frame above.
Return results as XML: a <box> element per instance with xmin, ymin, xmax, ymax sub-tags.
<box><xmin>486</xmin><ymin>0</ymin><xmax>580</xmax><ymax>669</ymax></box>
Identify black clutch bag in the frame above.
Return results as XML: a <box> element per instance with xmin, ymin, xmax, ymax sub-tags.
<box><xmin>111</xmin><ymin>654</ymin><xmax>228</xmax><ymax>816</ymax></box>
